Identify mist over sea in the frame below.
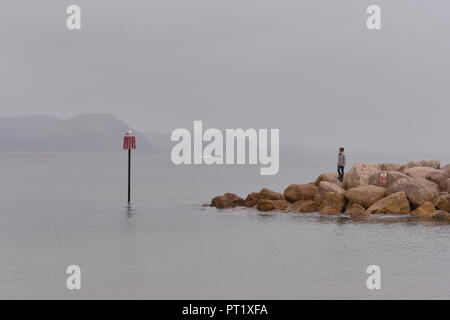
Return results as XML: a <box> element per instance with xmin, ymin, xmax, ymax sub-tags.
<box><xmin>1</xmin><ymin>152</ymin><xmax>450</xmax><ymax>299</ymax></box>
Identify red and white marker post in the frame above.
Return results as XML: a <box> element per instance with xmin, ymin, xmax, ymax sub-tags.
<box><xmin>123</xmin><ymin>132</ymin><xmax>136</xmax><ymax>203</ymax></box>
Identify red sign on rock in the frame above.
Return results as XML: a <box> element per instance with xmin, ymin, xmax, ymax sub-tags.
<box><xmin>379</xmin><ymin>172</ymin><xmax>388</xmax><ymax>184</ymax></box>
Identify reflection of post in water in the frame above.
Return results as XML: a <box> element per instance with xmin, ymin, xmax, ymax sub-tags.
<box><xmin>121</xmin><ymin>203</ymin><xmax>139</xmax><ymax>289</ymax></box>
<box><xmin>126</xmin><ymin>203</ymin><xmax>135</xmax><ymax>218</ymax></box>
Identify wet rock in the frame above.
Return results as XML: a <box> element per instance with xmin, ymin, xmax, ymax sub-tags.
<box><xmin>345</xmin><ymin>203</ymin><xmax>368</xmax><ymax>219</ymax></box>
<box><xmin>317</xmin><ymin>194</ymin><xmax>346</xmax><ymax>214</ymax></box>
<box><xmin>257</xmin><ymin>199</ymin><xmax>291</xmax><ymax>212</ymax></box>
<box><xmin>344</xmin><ymin>163</ymin><xmax>381</xmax><ymax>189</ymax></box>
<box><xmin>314</xmin><ymin>181</ymin><xmax>346</xmax><ymax>215</ymax></box>
<box><xmin>387</xmin><ymin>177</ymin><xmax>440</xmax><ymax>208</ymax></box>
<box><xmin>243</xmin><ymin>192</ymin><xmax>260</xmax><ymax>207</ymax></box>
<box><xmin>211</xmin><ymin>193</ymin><xmax>244</xmax><ymax>208</ymax></box>
<box><xmin>365</xmin><ymin>192</ymin><xmax>411</xmax><ymax>214</ymax></box>
<box><xmin>344</xmin><ymin>185</ymin><xmax>387</xmax><ymax>208</ymax></box>
<box><xmin>314</xmin><ymin>172</ymin><xmax>341</xmax><ymax>187</ymax></box>
<box><xmin>436</xmin><ymin>193</ymin><xmax>450</xmax><ymax>212</ymax></box>
<box><xmin>411</xmin><ymin>202</ymin><xmax>436</xmax><ymax>218</ymax></box>
<box><xmin>283</xmin><ymin>183</ymin><xmax>318</xmax><ymax>203</ymax></box>
<box><xmin>258</xmin><ymin>188</ymin><xmax>284</xmax><ymax>201</ymax></box>
<box><xmin>286</xmin><ymin>200</ymin><xmax>317</xmax><ymax>213</ymax></box>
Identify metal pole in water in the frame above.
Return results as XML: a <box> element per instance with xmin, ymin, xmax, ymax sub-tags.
<box><xmin>128</xmin><ymin>149</ymin><xmax>131</xmax><ymax>203</ymax></box>
<box><xmin>123</xmin><ymin>131</ymin><xmax>136</xmax><ymax>204</ymax></box>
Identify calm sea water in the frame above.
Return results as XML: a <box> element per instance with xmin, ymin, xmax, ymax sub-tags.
<box><xmin>1</xmin><ymin>152</ymin><xmax>450</xmax><ymax>299</ymax></box>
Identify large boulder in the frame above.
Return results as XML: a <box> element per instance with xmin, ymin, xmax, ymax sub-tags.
<box><xmin>345</xmin><ymin>203</ymin><xmax>368</xmax><ymax>219</ymax></box>
<box><xmin>314</xmin><ymin>181</ymin><xmax>346</xmax><ymax>214</ymax></box>
<box><xmin>211</xmin><ymin>193</ymin><xmax>244</xmax><ymax>208</ymax></box>
<box><xmin>381</xmin><ymin>163</ymin><xmax>402</xmax><ymax>172</ymax></box>
<box><xmin>447</xmin><ymin>179</ymin><xmax>450</xmax><ymax>193</ymax></box>
<box><xmin>419</xmin><ymin>160</ymin><xmax>440</xmax><ymax>169</ymax></box>
<box><xmin>243</xmin><ymin>192</ymin><xmax>260</xmax><ymax>207</ymax></box>
<box><xmin>365</xmin><ymin>192</ymin><xmax>411</xmax><ymax>214</ymax></box>
<box><xmin>317</xmin><ymin>194</ymin><xmax>346</xmax><ymax>214</ymax></box>
<box><xmin>256</xmin><ymin>199</ymin><xmax>291</xmax><ymax>212</ymax></box>
<box><xmin>258</xmin><ymin>188</ymin><xmax>284</xmax><ymax>201</ymax></box>
<box><xmin>399</xmin><ymin>161</ymin><xmax>421</xmax><ymax>173</ymax></box>
<box><xmin>314</xmin><ymin>172</ymin><xmax>341</xmax><ymax>187</ymax></box>
<box><xmin>344</xmin><ymin>185</ymin><xmax>387</xmax><ymax>208</ymax></box>
<box><xmin>344</xmin><ymin>163</ymin><xmax>381</xmax><ymax>189</ymax></box>
<box><xmin>283</xmin><ymin>183</ymin><xmax>318</xmax><ymax>203</ymax></box>
<box><xmin>317</xmin><ymin>181</ymin><xmax>345</xmax><ymax>194</ymax></box>
<box><xmin>441</xmin><ymin>164</ymin><xmax>450</xmax><ymax>174</ymax></box>
<box><xmin>387</xmin><ymin>177</ymin><xmax>440</xmax><ymax>208</ymax></box>
<box><xmin>400</xmin><ymin>160</ymin><xmax>441</xmax><ymax>172</ymax></box>
<box><xmin>369</xmin><ymin>171</ymin><xmax>409</xmax><ymax>188</ymax></box>
<box><xmin>436</xmin><ymin>193</ymin><xmax>450</xmax><ymax>212</ymax></box>
<box><xmin>316</xmin><ymin>181</ymin><xmax>345</xmax><ymax>194</ymax></box>
<box><xmin>411</xmin><ymin>202</ymin><xmax>436</xmax><ymax>218</ymax></box>
<box><xmin>425</xmin><ymin>170</ymin><xmax>450</xmax><ymax>191</ymax></box>
<box><xmin>286</xmin><ymin>200</ymin><xmax>317</xmax><ymax>213</ymax></box>
<box><xmin>404</xmin><ymin>167</ymin><xmax>441</xmax><ymax>179</ymax></box>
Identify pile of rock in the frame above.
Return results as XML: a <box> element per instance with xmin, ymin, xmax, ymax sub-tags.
<box><xmin>210</xmin><ymin>160</ymin><xmax>450</xmax><ymax>220</ymax></box>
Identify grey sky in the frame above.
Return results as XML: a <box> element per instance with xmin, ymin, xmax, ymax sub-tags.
<box><xmin>1</xmin><ymin>0</ymin><xmax>449</xmax><ymax>153</ymax></box>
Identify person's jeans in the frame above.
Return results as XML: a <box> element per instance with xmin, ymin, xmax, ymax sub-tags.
<box><xmin>337</xmin><ymin>165</ymin><xmax>345</xmax><ymax>182</ymax></box>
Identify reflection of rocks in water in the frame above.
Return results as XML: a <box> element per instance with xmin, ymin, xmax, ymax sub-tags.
<box><xmin>255</xmin><ymin>212</ymin><xmax>278</xmax><ymax>220</ymax></box>
<box><xmin>316</xmin><ymin>214</ymin><xmax>351</xmax><ymax>225</ymax></box>
<box><xmin>362</xmin><ymin>215</ymin><xmax>418</xmax><ymax>225</ymax></box>
<box><xmin>278</xmin><ymin>210</ymin><xmax>450</xmax><ymax>226</ymax></box>
<box><xmin>312</xmin><ymin>212</ymin><xmax>444</xmax><ymax>226</ymax></box>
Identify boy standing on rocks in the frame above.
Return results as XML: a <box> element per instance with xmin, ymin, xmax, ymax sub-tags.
<box><xmin>337</xmin><ymin>147</ymin><xmax>346</xmax><ymax>182</ymax></box>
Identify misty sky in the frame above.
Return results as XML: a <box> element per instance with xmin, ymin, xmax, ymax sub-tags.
<box><xmin>1</xmin><ymin>0</ymin><xmax>449</xmax><ymax>153</ymax></box>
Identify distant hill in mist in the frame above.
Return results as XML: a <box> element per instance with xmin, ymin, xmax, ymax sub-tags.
<box><xmin>0</xmin><ymin>114</ymin><xmax>156</xmax><ymax>153</ymax></box>
<box><xmin>0</xmin><ymin>113</ymin><xmax>337</xmax><ymax>156</ymax></box>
